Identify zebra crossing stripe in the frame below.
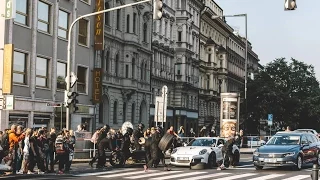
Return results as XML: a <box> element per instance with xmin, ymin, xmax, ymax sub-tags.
<box><xmin>74</xmin><ymin>168</ymin><xmax>136</xmax><ymax>177</ymax></box>
<box><xmin>212</xmin><ymin>173</ymin><xmax>257</xmax><ymax>180</ymax></box>
<box><xmin>98</xmin><ymin>170</ymin><xmax>158</xmax><ymax>178</ymax></box>
<box><xmin>149</xmin><ymin>172</ymin><xmax>207</xmax><ymax>180</ymax></box>
<box><xmin>247</xmin><ymin>174</ymin><xmax>285</xmax><ymax>180</ymax></box>
<box><xmin>282</xmin><ymin>175</ymin><xmax>310</xmax><ymax>180</ymax></box>
<box><xmin>125</xmin><ymin>170</ymin><xmax>183</xmax><ymax>179</ymax></box>
<box><xmin>179</xmin><ymin>172</ymin><xmax>230</xmax><ymax>180</ymax></box>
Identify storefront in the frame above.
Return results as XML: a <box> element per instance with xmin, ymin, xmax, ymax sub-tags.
<box><xmin>9</xmin><ymin>114</ymin><xmax>28</xmax><ymax>128</ymax></box>
<box><xmin>149</xmin><ymin>105</ymin><xmax>174</xmax><ymax>130</ymax></box>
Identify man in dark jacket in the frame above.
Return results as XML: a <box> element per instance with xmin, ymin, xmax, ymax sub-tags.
<box><xmin>121</xmin><ymin>127</ymin><xmax>133</xmax><ymax>159</ymax></box>
<box><xmin>133</xmin><ymin>123</ymin><xmax>144</xmax><ymax>150</ymax></box>
<box><xmin>96</xmin><ymin>125</ymin><xmax>110</xmax><ymax>168</ymax></box>
<box><xmin>143</xmin><ymin>127</ymin><xmax>161</xmax><ymax>172</ymax></box>
<box><xmin>222</xmin><ymin>136</ymin><xmax>235</xmax><ymax>168</ymax></box>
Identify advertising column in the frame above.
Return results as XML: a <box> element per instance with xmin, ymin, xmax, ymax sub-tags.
<box><xmin>220</xmin><ymin>93</ymin><xmax>240</xmax><ymax>138</ymax></box>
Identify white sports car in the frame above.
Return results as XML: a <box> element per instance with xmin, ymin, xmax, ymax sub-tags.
<box><xmin>170</xmin><ymin>137</ymin><xmax>240</xmax><ymax>169</ymax></box>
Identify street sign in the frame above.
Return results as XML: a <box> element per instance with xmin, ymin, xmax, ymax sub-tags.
<box><xmin>268</xmin><ymin>114</ymin><xmax>273</xmax><ymax>126</ymax></box>
<box><xmin>5</xmin><ymin>0</ymin><xmax>16</xmax><ymax>19</ymax></box>
<box><xmin>65</xmin><ymin>72</ymin><xmax>78</xmax><ymax>88</ymax></box>
<box><xmin>154</xmin><ymin>96</ymin><xmax>164</xmax><ymax>123</ymax></box>
<box><xmin>46</xmin><ymin>103</ymin><xmax>62</xmax><ymax>107</ymax></box>
<box><xmin>1</xmin><ymin>95</ymin><xmax>15</xmax><ymax>110</ymax></box>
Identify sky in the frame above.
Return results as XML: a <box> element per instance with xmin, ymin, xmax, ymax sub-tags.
<box><xmin>214</xmin><ymin>0</ymin><xmax>320</xmax><ymax>80</ymax></box>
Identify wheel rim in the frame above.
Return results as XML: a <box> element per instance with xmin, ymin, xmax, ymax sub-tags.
<box><xmin>297</xmin><ymin>156</ymin><xmax>302</xmax><ymax>169</ymax></box>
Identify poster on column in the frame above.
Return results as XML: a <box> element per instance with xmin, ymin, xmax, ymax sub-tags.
<box><xmin>220</xmin><ymin>93</ymin><xmax>240</xmax><ymax>138</ymax></box>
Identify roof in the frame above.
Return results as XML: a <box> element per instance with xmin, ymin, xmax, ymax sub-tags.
<box><xmin>275</xmin><ymin>131</ymin><xmax>307</xmax><ymax>136</ymax></box>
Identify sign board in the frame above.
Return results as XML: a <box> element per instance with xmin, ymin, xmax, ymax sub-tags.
<box><xmin>268</xmin><ymin>114</ymin><xmax>273</xmax><ymax>126</ymax></box>
<box><xmin>5</xmin><ymin>0</ymin><xmax>16</xmax><ymax>19</ymax></box>
<box><xmin>92</xmin><ymin>68</ymin><xmax>102</xmax><ymax>104</ymax></box>
<box><xmin>46</xmin><ymin>103</ymin><xmax>62</xmax><ymax>107</ymax></box>
<box><xmin>94</xmin><ymin>0</ymin><xmax>104</xmax><ymax>50</ymax></box>
<box><xmin>154</xmin><ymin>96</ymin><xmax>164</xmax><ymax>123</ymax></box>
<box><xmin>3</xmin><ymin>95</ymin><xmax>15</xmax><ymax>110</ymax></box>
<box><xmin>74</xmin><ymin>131</ymin><xmax>92</xmax><ymax>140</ymax></box>
<box><xmin>3</xmin><ymin>44</ymin><xmax>14</xmax><ymax>94</ymax></box>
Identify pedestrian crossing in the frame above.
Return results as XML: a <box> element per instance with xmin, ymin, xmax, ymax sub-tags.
<box><xmin>74</xmin><ymin>168</ymin><xmax>311</xmax><ymax>180</ymax></box>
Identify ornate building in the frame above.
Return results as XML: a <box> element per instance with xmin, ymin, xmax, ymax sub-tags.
<box><xmin>97</xmin><ymin>0</ymin><xmax>152</xmax><ymax>129</ymax></box>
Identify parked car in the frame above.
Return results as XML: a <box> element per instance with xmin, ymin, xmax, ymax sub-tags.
<box><xmin>295</xmin><ymin>129</ymin><xmax>320</xmax><ymax>138</ymax></box>
<box><xmin>170</xmin><ymin>137</ymin><xmax>240</xmax><ymax>169</ymax></box>
<box><xmin>253</xmin><ymin>131</ymin><xmax>320</xmax><ymax>171</ymax></box>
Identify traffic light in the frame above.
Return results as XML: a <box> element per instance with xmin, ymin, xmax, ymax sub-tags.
<box><xmin>64</xmin><ymin>91</ymin><xmax>79</xmax><ymax>112</ymax></box>
<box><xmin>284</xmin><ymin>0</ymin><xmax>297</xmax><ymax>10</ymax></box>
<box><xmin>153</xmin><ymin>0</ymin><xmax>163</xmax><ymax>20</ymax></box>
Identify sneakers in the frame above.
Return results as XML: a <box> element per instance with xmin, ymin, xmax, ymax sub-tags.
<box><xmin>57</xmin><ymin>170</ymin><xmax>64</xmax><ymax>174</ymax></box>
<box><xmin>38</xmin><ymin>171</ymin><xmax>45</xmax><ymax>174</ymax></box>
<box><xmin>16</xmin><ymin>171</ymin><xmax>23</xmax><ymax>174</ymax></box>
<box><xmin>27</xmin><ymin>170</ymin><xmax>33</xmax><ymax>174</ymax></box>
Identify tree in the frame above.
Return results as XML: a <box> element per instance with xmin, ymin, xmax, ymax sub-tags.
<box><xmin>242</xmin><ymin>58</ymin><xmax>320</xmax><ymax>134</ymax></box>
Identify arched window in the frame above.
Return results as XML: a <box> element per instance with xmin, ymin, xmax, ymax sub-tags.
<box><xmin>115</xmin><ymin>54</ymin><xmax>119</xmax><ymax>76</ymax></box>
<box><xmin>143</xmin><ymin>23</ymin><xmax>147</xmax><ymax>42</ymax></box>
<box><xmin>104</xmin><ymin>2</ymin><xmax>110</xmax><ymax>26</ymax></box>
<box><xmin>123</xmin><ymin>102</ymin><xmax>126</xmax><ymax>122</ymax></box>
<box><xmin>131</xmin><ymin>103</ymin><xmax>135</xmax><ymax>123</ymax></box>
<box><xmin>113</xmin><ymin>101</ymin><xmax>118</xmax><ymax>124</ymax></box>
<box><xmin>132</xmin><ymin>58</ymin><xmax>135</xmax><ymax>78</ymax></box>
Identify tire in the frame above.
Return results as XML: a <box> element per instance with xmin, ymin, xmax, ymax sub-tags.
<box><xmin>109</xmin><ymin>151</ymin><xmax>125</xmax><ymax>168</ymax></box>
<box><xmin>190</xmin><ymin>163</ymin><xmax>205</xmax><ymax>170</ymax></box>
<box><xmin>293</xmin><ymin>155</ymin><xmax>303</xmax><ymax>171</ymax></box>
<box><xmin>233</xmin><ymin>151</ymin><xmax>240</xmax><ymax>166</ymax></box>
<box><xmin>158</xmin><ymin>134</ymin><xmax>175</xmax><ymax>151</ymax></box>
<box><xmin>206</xmin><ymin>153</ymin><xmax>217</xmax><ymax>169</ymax></box>
<box><xmin>254</xmin><ymin>165</ymin><xmax>263</xmax><ymax>170</ymax></box>
<box><xmin>316</xmin><ymin>152</ymin><xmax>320</xmax><ymax>165</ymax></box>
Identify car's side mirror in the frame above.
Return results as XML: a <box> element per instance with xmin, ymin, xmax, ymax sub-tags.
<box><xmin>218</xmin><ymin>144</ymin><xmax>224</xmax><ymax>148</ymax></box>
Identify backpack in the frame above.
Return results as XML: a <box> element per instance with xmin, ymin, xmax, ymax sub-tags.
<box><xmin>55</xmin><ymin>135</ymin><xmax>66</xmax><ymax>154</ymax></box>
<box><xmin>1</xmin><ymin>132</ymin><xmax>10</xmax><ymax>151</ymax></box>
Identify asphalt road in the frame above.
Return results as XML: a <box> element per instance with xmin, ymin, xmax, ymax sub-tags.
<box><xmin>0</xmin><ymin>154</ymin><xmax>314</xmax><ymax>180</ymax></box>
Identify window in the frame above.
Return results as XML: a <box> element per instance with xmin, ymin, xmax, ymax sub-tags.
<box><xmin>131</xmin><ymin>103</ymin><xmax>135</xmax><ymax>123</ymax></box>
<box><xmin>115</xmin><ymin>54</ymin><xmax>119</xmax><ymax>76</ymax></box>
<box><xmin>132</xmin><ymin>58</ymin><xmax>135</xmax><ymax>78</ymax></box>
<box><xmin>105</xmin><ymin>50</ymin><xmax>110</xmax><ymax>72</ymax></box>
<box><xmin>116</xmin><ymin>9</ymin><xmax>121</xmax><ymax>30</ymax></box>
<box><xmin>123</xmin><ymin>102</ymin><xmax>126</xmax><ymax>122</ymax></box>
<box><xmin>58</xmin><ymin>10</ymin><xmax>69</xmax><ymax>39</ymax></box>
<box><xmin>170</xmin><ymin>24</ymin><xmax>173</xmax><ymax>39</ymax></box>
<box><xmin>113</xmin><ymin>101</ymin><xmax>118</xmax><ymax>124</ymax></box>
<box><xmin>15</xmin><ymin>0</ymin><xmax>28</xmax><ymax>25</ymax></box>
<box><xmin>144</xmin><ymin>63</ymin><xmax>147</xmax><ymax>81</ymax></box>
<box><xmin>99</xmin><ymin>104</ymin><xmax>103</xmax><ymax>124</ymax></box>
<box><xmin>126</xmin><ymin>15</ymin><xmax>130</xmax><ymax>33</ymax></box>
<box><xmin>38</xmin><ymin>1</ymin><xmax>50</xmax><ymax>33</ymax></box>
<box><xmin>133</xmin><ymin>13</ymin><xmax>136</xmax><ymax>34</ymax></box>
<box><xmin>164</xmin><ymin>21</ymin><xmax>167</xmax><ymax>38</ymax></box>
<box><xmin>178</xmin><ymin>31</ymin><xmax>182</xmax><ymax>41</ymax></box>
<box><xmin>78</xmin><ymin>19</ymin><xmax>88</xmax><ymax>46</ymax></box>
<box><xmin>140</xmin><ymin>62</ymin><xmax>144</xmax><ymax>80</ymax></box>
<box><xmin>13</xmin><ymin>51</ymin><xmax>27</xmax><ymax>84</ymax></box>
<box><xmin>77</xmin><ymin>66</ymin><xmax>87</xmax><ymax>93</ymax></box>
<box><xmin>125</xmin><ymin>64</ymin><xmax>129</xmax><ymax>78</ymax></box>
<box><xmin>208</xmin><ymin>54</ymin><xmax>211</xmax><ymax>63</ymax></box>
<box><xmin>57</xmin><ymin>62</ymin><xmax>66</xmax><ymax>90</ymax></box>
<box><xmin>36</xmin><ymin>57</ymin><xmax>49</xmax><ymax>87</ymax></box>
<box><xmin>104</xmin><ymin>2</ymin><xmax>110</xmax><ymax>26</ymax></box>
<box><xmin>143</xmin><ymin>23</ymin><xmax>147</xmax><ymax>42</ymax></box>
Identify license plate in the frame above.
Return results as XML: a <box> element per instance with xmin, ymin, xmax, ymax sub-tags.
<box><xmin>264</xmin><ymin>158</ymin><xmax>277</xmax><ymax>163</ymax></box>
<box><xmin>178</xmin><ymin>157</ymin><xmax>189</xmax><ymax>160</ymax></box>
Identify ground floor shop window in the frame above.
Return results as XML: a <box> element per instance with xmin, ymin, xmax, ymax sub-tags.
<box><xmin>81</xmin><ymin>117</ymin><xmax>91</xmax><ymax>132</ymax></box>
<box><xmin>9</xmin><ymin>114</ymin><xmax>28</xmax><ymax>128</ymax></box>
<box><xmin>34</xmin><ymin>115</ymin><xmax>50</xmax><ymax>129</ymax></box>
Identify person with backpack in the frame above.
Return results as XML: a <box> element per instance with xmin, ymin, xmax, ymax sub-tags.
<box><xmin>55</xmin><ymin>131</ymin><xmax>68</xmax><ymax>174</ymax></box>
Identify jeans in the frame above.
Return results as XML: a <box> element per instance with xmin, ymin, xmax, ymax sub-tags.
<box><xmin>46</xmin><ymin>152</ymin><xmax>54</xmax><ymax>171</ymax></box>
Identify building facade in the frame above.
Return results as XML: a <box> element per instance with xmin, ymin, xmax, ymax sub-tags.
<box><xmin>0</xmin><ymin>0</ymin><xmax>96</xmax><ymax>131</ymax></box>
<box><xmin>96</xmin><ymin>0</ymin><xmax>152</xmax><ymax>130</ymax></box>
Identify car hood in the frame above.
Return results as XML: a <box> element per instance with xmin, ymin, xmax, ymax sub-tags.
<box><xmin>257</xmin><ymin>145</ymin><xmax>300</xmax><ymax>153</ymax></box>
<box><xmin>175</xmin><ymin>146</ymin><xmax>211</xmax><ymax>155</ymax></box>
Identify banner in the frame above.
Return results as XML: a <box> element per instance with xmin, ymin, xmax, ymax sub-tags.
<box><xmin>220</xmin><ymin>93</ymin><xmax>240</xmax><ymax>138</ymax></box>
<box><xmin>92</xmin><ymin>68</ymin><xmax>102</xmax><ymax>104</ymax></box>
<box><xmin>94</xmin><ymin>0</ymin><xmax>104</xmax><ymax>50</ymax></box>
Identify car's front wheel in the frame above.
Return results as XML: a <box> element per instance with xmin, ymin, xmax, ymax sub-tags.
<box><xmin>207</xmin><ymin>152</ymin><xmax>217</xmax><ymax>168</ymax></box>
<box><xmin>293</xmin><ymin>155</ymin><xmax>303</xmax><ymax>171</ymax></box>
<box><xmin>254</xmin><ymin>165</ymin><xmax>263</xmax><ymax>170</ymax></box>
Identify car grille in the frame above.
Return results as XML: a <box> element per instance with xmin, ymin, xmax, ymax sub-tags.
<box><xmin>177</xmin><ymin>160</ymin><xmax>190</xmax><ymax>163</ymax></box>
<box><xmin>259</xmin><ymin>153</ymin><xmax>284</xmax><ymax>158</ymax></box>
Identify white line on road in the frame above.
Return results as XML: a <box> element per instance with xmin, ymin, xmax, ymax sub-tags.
<box><xmin>212</xmin><ymin>173</ymin><xmax>257</xmax><ymax>180</ymax></box>
<box><xmin>246</xmin><ymin>174</ymin><xmax>285</xmax><ymax>180</ymax></box>
<box><xmin>98</xmin><ymin>170</ymin><xmax>158</xmax><ymax>178</ymax></box>
<box><xmin>178</xmin><ymin>172</ymin><xmax>230</xmax><ymax>180</ymax></box>
<box><xmin>281</xmin><ymin>175</ymin><xmax>310</xmax><ymax>180</ymax></box>
<box><xmin>74</xmin><ymin>168</ymin><xmax>137</xmax><ymax>177</ymax></box>
<box><xmin>149</xmin><ymin>171</ymin><xmax>207</xmax><ymax>180</ymax></box>
<box><xmin>125</xmin><ymin>171</ymin><xmax>183</xmax><ymax>179</ymax></box>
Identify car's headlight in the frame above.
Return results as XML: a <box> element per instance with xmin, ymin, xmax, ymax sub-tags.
<box><xmin>253</xmin><ymin>151</ymin><xmax>260</xmax><ymax>156</ymax></box>
<box><xmin>199</xmin><ymin>149</ymin><xmax>207</xmax><ymax>155</ymax></box>
<box><xmin>284</xmin><ymin>152</ymin><xmax>295</xmax><ymax>157</ymax></box>
<box><xmin>171</xmin><ymin>148</ymin><xmax>177</xmax><ymax>154</ymax></box>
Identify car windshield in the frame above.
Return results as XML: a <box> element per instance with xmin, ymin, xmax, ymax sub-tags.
<box><xmin>187</xmin><ymin>139</ymin><xmax>216</xmax><ymax>147</ymax></box>
<box><xmin>266</xmin><ymin>135</ymin><xmax>300</xmax><ymax>145</ymax></box>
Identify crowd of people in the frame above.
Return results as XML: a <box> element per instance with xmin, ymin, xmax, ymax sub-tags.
<box><xmin>0</xmin><ymin>125</ymin><xmax>76</xmax><ymax>175</ymax></box>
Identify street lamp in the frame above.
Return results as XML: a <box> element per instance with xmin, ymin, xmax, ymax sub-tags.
<box><xmin>211</xmin><ymin>14</ymin><xmax>248</xmax><ymax>100</ymax></box>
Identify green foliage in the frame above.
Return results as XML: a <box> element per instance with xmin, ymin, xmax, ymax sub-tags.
<box><xmin>243</xmin><ymin>58</ymin><xmax>320</xmax><ymax>133</ymax></box>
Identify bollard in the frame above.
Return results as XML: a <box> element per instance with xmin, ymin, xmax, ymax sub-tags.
<box><xmin>311</xmin><ymin>163</ymin><xmax>319</xmax><ymax>180</ymax></box>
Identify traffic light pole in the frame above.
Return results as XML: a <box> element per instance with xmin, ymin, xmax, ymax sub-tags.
<box><xmin>65</xmin><ymin>0</ymin><xmax>151</xmax><ymax>130</ymax></box>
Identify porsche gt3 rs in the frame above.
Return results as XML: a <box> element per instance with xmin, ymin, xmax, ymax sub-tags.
<box><xmin>170</xmin><ymin>137</ymin><xmax>240</xmax><ymax>169</ymax></box>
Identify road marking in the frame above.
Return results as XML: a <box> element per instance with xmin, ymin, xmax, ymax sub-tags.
<box><xmin>98</xmin><ymin>170</ymin><xmax>158</xmax><ymax>178</ymax></box>
<box><xmin>125</xmin><ymin>171</ymin><xmax>183</xmax><ymax>179</ymax></box>
<box><xmin>179</xmin><ymin>172</ymin><xmax>230</xmax><ymax>180</ymax></box>
<box><xmin>247</xmin><ymin>174</ymin><xmax>285</xmax><ymax>180</ymax></box>
<box><xmin>74</xmin><ymin>168</ymin><xmax>136</xmax><ymax>177</ymax></box>
<box><xmin>212</xmin><ymin>173</ymin><xmax>257</xmax><ymax>180</ymax></box>
<box><xmin>227</xmin><ymin>167</ymin><xmax>255</xmax><ymax>170</ymax></box>
<box><xmin>149</xmin><ymin>171</ymin><xmax>207</xmax><ymax>180</ymax></box>
<box><xmin>282</xmin><ymin>175</ymin><xmax>310</xmax><ymax>180</ymax></box>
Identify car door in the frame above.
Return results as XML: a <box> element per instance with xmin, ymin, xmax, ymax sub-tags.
<box><xmin>306</xmin><ymin>134</ymin><xmax>318</xmax><ymax>162</ymax></box>
<box><xmin>301</xmin><ymin>135</ymin><xmax>311</xmax><ymax>162</ymax></box>
<box><xmin>214</xmin><ymin>139</ymin><xmax>224</xmax><ymax>160</ymax></box>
